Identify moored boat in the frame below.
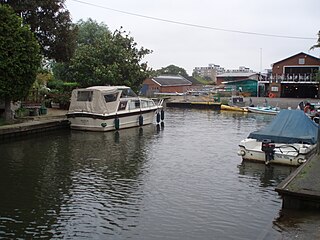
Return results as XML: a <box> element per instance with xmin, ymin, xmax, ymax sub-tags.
<box><xmin>221</xmin><ymin>104</ymin><xmax>248</xmax><ymax>112</ymax></box>
<box><xmin>247</xmin><ymin>106</ymin><xmax>280</xmax><ymax>115</ymax></box>
<box><xmin>238</xmin><ymin>110</ymin><xmax>318</xmax><ymax>166</ymax></box>
<box><xmin>66</xmin><ymin>86</ymin><xmax>164</xmax><ymax>131</ymax></box>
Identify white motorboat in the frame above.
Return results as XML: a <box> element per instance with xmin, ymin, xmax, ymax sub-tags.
<box><xmin>238</xmin><ymin>110</ymin><xmax>319</xmax><ymax>166</ymax></box>
<box><xmin>247</xmin><ymin>106</ymin><xmax>280</xmax><ymax>115</ymax></box>
<box><xmin>66</xmin><ymin>86</ymin><xmax>164</xmax><ymax>131</ymax></box>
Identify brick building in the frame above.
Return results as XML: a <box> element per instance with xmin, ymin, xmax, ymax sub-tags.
<box><xmin>141</xmin><ymin>75</ymin><xmax>192</xmax><ymax>96</ymax></box>
<box><xmin>264</xmin><ymin>52</ymin><xmax>320</xmax><ymax>98</ymax></box>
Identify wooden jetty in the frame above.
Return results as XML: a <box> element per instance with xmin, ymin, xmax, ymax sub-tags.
<box><xmin>276</xmin><ymin>154</ymin><xmax>320</xmax><ymax>210</ymax></box>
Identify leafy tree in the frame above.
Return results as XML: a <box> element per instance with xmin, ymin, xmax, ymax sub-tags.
<box><xmin>76</xmin><ymin>18</ymin><xmax>111</xmax><ymax>46</ymax></box>
<box><xmin>0</xmin><ymin>0</ymin><xmax>77</xmax><ymax>62</ymax></box>
<box><xmin>155</xmin><ymin>65</ymin><xmax>189</xmax><ymax>78</ymax></box>
<box><xmin>67</xmin><ymin>20</ymin><xmax>152</xmax><ymax>91</ymax></box>
<box><xmin>0</xmin><ymin>4</ymin><xmax>41</xmax><ymax>121</ymax></box>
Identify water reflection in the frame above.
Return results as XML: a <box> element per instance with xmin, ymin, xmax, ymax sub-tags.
<box><xmin>238</xmin><ymin>160</ymin><xmax>295</xmax><ymax>187</ymax></box>
<box><xmin>0</xmin><ymin>126</ymin><xmax>158</xmax><ymax>239</ymax></box>
<box><xmin>0</xmin><ymin>109</ymin><xmax>318</xmax><ymax>239</ymax></box>
<box><xmin>0</xmin><ymin>130</ymin><xmax>72</xmax><ymax>239</ymax></box>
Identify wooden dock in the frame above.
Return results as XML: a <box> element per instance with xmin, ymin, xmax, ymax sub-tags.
<box><xmin>276</xmin><ymin>154</ymin><xmax>320</xmax><ymax>210</ymax></box>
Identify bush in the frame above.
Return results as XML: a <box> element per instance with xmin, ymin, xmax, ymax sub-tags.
<box><xmin>46</xmin><ymin>81</ymin><xmax>78</xmax><ymax>108</ymax></box>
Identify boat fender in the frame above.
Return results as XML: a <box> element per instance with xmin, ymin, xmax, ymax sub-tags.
<box><xmin>156</xmin><ymin>112</ymin><xmax>161</xmax><ymax>123</ymax></box>
<box><xmin>161</xmin><ymin>109</ymin><xmax>165</xmax><ymax>121</ymax></box>
<box><xmin>114</xmin><ymin>117</ymin><xmax>120</xmax><ymax>130</ymax></box>
<box><xmin>238</xmin><ymin>150</ymin><xmax>246</xmax><ymax>156</ymax></box>
<box><xmin>139</xmin><ymin>115</ymin><xmax>143</xmax><ymax>126</ymax></box>
<box><xmin>297</xmin><ymin>158</ymin><xmax>305</xmax><ymax>164</ymax></box>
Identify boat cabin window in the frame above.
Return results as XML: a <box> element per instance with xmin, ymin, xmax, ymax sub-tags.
<box><xmin>77</xmin><ymin>91</ymin><xmax>93</xmax><ymax>101</ymax></box>
<box><xmin>148</xmin><ymin>100</ymin><xmax>155</xmax><ymax>107</ymax></box>
<box><xmin>129</xmin><ymin>100</ymin><xmax>140</xmax><ymax>110</ymax></box>
<box><xmin>118</xmin><ymin>101</ymin><xmax>127</xmax><ymax>111</ymax></box>
<box><xmin>104</xmin><ymin>93</ymin><xmax>118</xmax><ymax>103</ymax></box>
<box><xmin>120</xmin><ymin>88</ymin><xmax>137</xmax><ymax>98</ymax></box>
<box><xmin>140</xmin><ymin>100</ymin><xmax>155</xmax><ymax>108</ymax></box>
<box><xmin>141</xmin><ymin>100</ymin><xmax>148</xmax><ymax>108</ymax></box>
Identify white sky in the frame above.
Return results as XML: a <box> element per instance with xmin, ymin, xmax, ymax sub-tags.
<box><xmin>65</xmin><ymin>0</ymin><xmax>320</xmax><ymax>75</ymax></box>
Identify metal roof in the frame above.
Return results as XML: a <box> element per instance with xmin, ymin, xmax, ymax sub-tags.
<box><xmin>272</xmin><ymin>52</ymin><xmax>320</xmax><ymax>65</ymax></box>
<box><xmin>217</xmin><ymin>72</ymin><xmax>257</xmax><ymax>78</ymax></box>
<box><xmin>153</xmin><ymin>75</ymin><xmax>192</xmax><ymax>86</ymax></box>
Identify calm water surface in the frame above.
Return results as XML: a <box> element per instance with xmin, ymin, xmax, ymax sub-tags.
<box><xmin>1</xmin><ymin>109</ymin><xmax>320</xmax><ymax>239</ymax></box>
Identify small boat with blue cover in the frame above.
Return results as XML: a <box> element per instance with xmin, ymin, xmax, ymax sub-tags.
<box><xmin>238</xmin><ymin>110</ymin><xmax>319</xmax><ymax>166</ymax></box>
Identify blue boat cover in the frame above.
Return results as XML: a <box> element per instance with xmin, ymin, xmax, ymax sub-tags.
<box><xmin>248</xmin><ymin>109</ymin><xmax>319</xmax><ymax>144</ymax></box>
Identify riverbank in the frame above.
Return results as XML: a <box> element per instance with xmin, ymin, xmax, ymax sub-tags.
<box><xmin>0</xmin><ymin>108</ymin><xmax>69</xmax><ymax>140</ymax></box>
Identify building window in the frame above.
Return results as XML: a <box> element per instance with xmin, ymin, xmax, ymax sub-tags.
<box><xmin>298</xmin><ymin>58</ymin><xmax>305</xmax><ymax>65</ymax></box>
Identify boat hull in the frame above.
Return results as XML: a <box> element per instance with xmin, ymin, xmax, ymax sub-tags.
<box><xmin>247</xmin><ymin>106</ymin><xmax>279</xmax><ymax>115</ymax></box>
<box><xmin>67</xmin><ymin>108</ymin><xmax>160</xmax><ymax>131</ymax></box>
<box><xmin>221</xmin><ymin>104</ymin><xmax>248</xmax><ymax>112</ymax></box>
<box><xmin>238</xmin><ymin>138</ymin><xmax>317</xmax><ymax>166</ymax></box>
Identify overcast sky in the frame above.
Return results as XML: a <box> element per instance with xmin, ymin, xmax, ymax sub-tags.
<box><xmin>65</xmin><ymin>0</ymin><xmax>320</xmax><ymax>75</ymax></box>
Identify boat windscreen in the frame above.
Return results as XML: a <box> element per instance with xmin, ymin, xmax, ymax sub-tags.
<box><xmin>104</xmin><ymin>93</ymin><xmax>118</xmax><ymax>103</ymax></box>
<box><xmin>120</xmin><ymin>88</ymin><xmax>137</xmax><ymax>98</ymax></box>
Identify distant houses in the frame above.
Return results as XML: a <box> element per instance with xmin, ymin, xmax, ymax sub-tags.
<box><xmin>141</xmin><ymin>52</ymin><xmax>320</xmax><ymax>98</ymax></box>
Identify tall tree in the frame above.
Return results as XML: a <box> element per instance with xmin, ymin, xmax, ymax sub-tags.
<box><xmin>67</xmin><ymin>20</ymin><xmax>152</xmax><ymax>91</ymax></box>
<box><xmin>155</xmin><ymin>65</ymin><xmax>189</xmax><ymax>78</ymax></box>
<box><xmin>0</xmin><ymin>0</ymin><xmax>77</xmax><ymax>62</ymax></box>
<box><xmin>0</xmin><ymin>4</ymin><xmax>41</xmax><ymax>121</ymax></box>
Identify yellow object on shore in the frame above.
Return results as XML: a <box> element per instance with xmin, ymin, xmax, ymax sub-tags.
<box><xmin>221</xmin><ymin>104</ymin><xmax>248</xmax><ymax>112</ymax></box>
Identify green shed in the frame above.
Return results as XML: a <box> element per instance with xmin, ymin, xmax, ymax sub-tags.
<box><xmin>223</xmin><ymin>79</ymin><xmax>258</xmax><ymax>97</ymax></box>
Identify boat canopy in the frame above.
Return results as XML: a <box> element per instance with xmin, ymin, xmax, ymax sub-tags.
<box><xmin>68</xmin><ymin>86</ymin><xmax>127</xmax><ymax>114</ymax></box>
<box><xmin>248</xmin><ymin>109</ymin><xmax>319</xmax><ymax>144</ymax></box>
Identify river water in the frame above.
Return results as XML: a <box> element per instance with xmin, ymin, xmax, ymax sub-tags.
<box><xmin>1</xmin><ymin>108</ymin><xmax>320</xmax><ymax>239</ymax></box>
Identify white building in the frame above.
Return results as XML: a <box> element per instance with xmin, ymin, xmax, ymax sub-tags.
<box><xmin>193</xmin><ymin>64</ymin><xmax>225</xmax><ymax>83</ymax></box>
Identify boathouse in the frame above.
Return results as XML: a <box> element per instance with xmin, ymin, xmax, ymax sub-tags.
<box><xmin>260</xmin><ymin>52</ymin><xmax>320</xmax><ymax>98</ymax></box>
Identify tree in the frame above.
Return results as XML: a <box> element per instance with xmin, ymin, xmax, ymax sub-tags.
<box><xmin>0</xmin><ymin>0</ymin><xmax>77</xmax><ymax>62</ymax></box>
<box><xmin>310</xmin><ymin>30</ymin><xmax>320</xmax><ymax>51</ymax></box>
<box><xmin>155</xmin><ymin>65</ymin><xmax>189</xmax><ymax>78</ymax></box>
<box><xmin>67</xmin><ymin>20</ymin><xmax>152</xmax><ymax>91</ymax></box>
<box><xmin>0</xmin><ymin>4</ymin><xmax>41</xmax><ymax>121</ymax></box>
<box><xmin>310</xmin><ymin>30</ymin><xmax>320</xmax><ymax>98</ymax></box>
